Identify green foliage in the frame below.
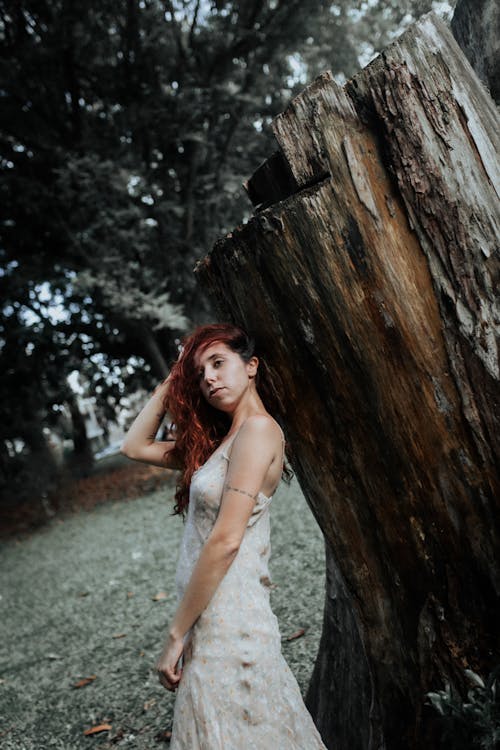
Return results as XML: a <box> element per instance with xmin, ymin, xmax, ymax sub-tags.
<box><xmin>426</xmin><ymin>667</ymin><xmax>500</xmax><ymax>750</ymax></box>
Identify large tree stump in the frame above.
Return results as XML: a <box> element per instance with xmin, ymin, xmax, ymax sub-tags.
<box><xmin>195</xmin><ymin>12</ymin><xmax>499</xmax><ymax>749</ymax></box>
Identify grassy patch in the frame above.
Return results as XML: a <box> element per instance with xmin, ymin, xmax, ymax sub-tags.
<box><xmin>0</xmin><ymin>475</ymin><xmax>325</xmax><ymax>749</ymax></box>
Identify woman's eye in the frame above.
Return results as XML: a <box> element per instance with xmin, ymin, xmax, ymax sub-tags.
<box><xmin>214</xmin><ymin>359</ymin><xmax>223</xmax><ymax>367</ymax></box>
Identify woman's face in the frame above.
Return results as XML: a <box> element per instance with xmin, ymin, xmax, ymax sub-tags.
<box><xmin>194</xmin><ymin>341</ymin><xmax>258</xmax><ymax>412</ymax></box>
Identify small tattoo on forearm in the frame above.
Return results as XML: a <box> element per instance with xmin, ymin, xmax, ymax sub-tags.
<box><xmin>224</xmin><ymin>483</ymin><xmax>258</xmax><ymax>500</ymax></box>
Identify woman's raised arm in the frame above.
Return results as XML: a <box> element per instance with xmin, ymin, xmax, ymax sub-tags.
<box><xmin>120</xmin><ymin>375</ymin><xmax>182</xmax><ymax>469</ymax></box>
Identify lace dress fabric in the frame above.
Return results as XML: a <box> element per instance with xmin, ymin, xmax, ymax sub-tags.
<box><xmin>170</xmin><ymin>424</ymin><xmax>327</xmax><ymax>749</ymax></box>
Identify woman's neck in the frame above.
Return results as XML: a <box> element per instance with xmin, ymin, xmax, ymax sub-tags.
<box><xmin>227</xmin><ymin>390</ymin><xmax>268</xmax><ymax>433</ymax></box>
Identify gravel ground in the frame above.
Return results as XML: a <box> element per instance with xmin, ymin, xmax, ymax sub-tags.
<box><xmin>0</xmin><ymin>474</ymin><xmax>325</xmax><ymax>749</ymax></box>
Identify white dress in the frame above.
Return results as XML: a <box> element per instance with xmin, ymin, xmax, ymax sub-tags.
<box><xmin>170</xmin><ymin>424</ymin><xmax>327</xmax><ymax>749</ymax></box>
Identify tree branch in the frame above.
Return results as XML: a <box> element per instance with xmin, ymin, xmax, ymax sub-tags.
<box><xmin>164</xmin><ymin>0</ymin><xmax>188</xmax><ymax>65</ymax></box>
<box><xmin>188</xmin><ymin>0</ymin><xmax>201</xmax><ymax>50</ymax></box>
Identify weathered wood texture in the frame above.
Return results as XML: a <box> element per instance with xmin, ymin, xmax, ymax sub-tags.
<box><xmin>451</xmin><ymin>0</ymin><xmax>500</xmax><ymax>104</ymax></box>
<box><xmin>195</xmin><ymin>12</ymin><xmax>500</xmax><ymax>750</ymax></box>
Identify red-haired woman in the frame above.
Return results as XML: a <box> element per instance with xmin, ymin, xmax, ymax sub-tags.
<box><xmin>121</xmin><ymin>323</ymin><xmax>327</xmax><ymax>749</ymax></box>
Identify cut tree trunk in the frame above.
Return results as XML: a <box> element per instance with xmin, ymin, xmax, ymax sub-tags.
<box><xmin>195</xmin><ymin>11</ymin><xmax>499</xmax><ymax>750</ymax></box>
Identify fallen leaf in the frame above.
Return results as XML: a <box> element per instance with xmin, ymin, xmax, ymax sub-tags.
<box><xmin>46</xmin><ymin>652</ymin><xmax>62</xmax><ymax>660</ymax></box>
<box><xmin>78</xmin><ymin>591</ymin><xmax>90</xmax><ymax>597</ymax></box>
<box><xmin>286</xmin><ymin>628</ymin><xmax>306</xmax><ymax>641</ymax></box>
<box><xmin>83</xmin><ymin>723</ymin><xmax>112</xmax><ymax>735</ymax></box>
<box><xmin>139</xmin><ymin>650</ymin><xmax>145</xmax><ymax>657</ymax></box>
<box><xmin>143</xmin><ymin>698</ymin><xmax>157</xmax><ymax>711</ymax></box>
<box><xmin>109</xmin><ymin>727</ymin><xmax>125</xmax><ymax>743</ymax></box>
<box><xmin>152</xmin><ymin>592</ymin><xmax>168</xmax><ymax>601</ymax></box>
<box><xmin>127</xmin><ymin>591</ymin><xmax>134</xmax><ymax>598</ymax></box>
<box><xmin>154</xmin><ymin>729</ymin><xmax>172</xmax><ymax>743</ymax></box>
<box><xmin>259</xmin><ymin>575</ymin><xmax>278</xmax><ymax>589</ymax></box>
<box><xmin>112</xmin><ymin>633</ymin><xmax>127</xmax><ymax>639</ymax></box>
<box><xmin>0</xmin><ymin>723</ymin><xmax>15</xmax><ymax>737</ymax></box>
<box><xmin>73</xmin><ymin>675</ymin><xmax>97</xmax><ymax>689</ymax></box>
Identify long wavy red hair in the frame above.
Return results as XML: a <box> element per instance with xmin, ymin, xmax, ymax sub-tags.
<box><xmin>162</xmin><ymin>323</ymin><xmax>291</xmax><ymax>516</ymax></box>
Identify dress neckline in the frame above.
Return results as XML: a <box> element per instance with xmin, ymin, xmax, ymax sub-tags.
<box><xmin>191</xmin><ymin>430</ymin><xmax>239</xmax><ymax>477</ymax></box>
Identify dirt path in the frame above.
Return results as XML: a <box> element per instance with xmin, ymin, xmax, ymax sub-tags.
<box><xmin>0</xmin><ymin>478</ymin><xmax>325</xmax><ymax>749</ymax></box>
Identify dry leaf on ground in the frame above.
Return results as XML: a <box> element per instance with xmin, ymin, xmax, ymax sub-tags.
<box><xmin>73</xmin><ymin>675</ymin><xmax>97</xmax><ymax>688</ymax></box>
<box><xmin>154</xmin><ymin>729</ymin><xmax>172</xmax><ymax>743</ymax></box>
<box><xmin>152</xmin><ymin>591</ymin><xmax>167</xmax><ymax>601</ymax></box>
<box><xmin>83</xmin><ymin>723</ymin><xmax>112</xmax><ymax>735</ymax></box>
<box><xmin>286</xmin><ymin>628</ymin><xmax>306</xmax><ymax>641</ymax></box>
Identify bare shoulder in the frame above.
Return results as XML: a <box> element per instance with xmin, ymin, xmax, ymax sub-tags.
<box><xmin>238</xmin><ymin>414</ymin><xmax>283</xmax><ymax>443</ymax></box>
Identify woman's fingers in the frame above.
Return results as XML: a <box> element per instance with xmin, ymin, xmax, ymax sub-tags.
<box><xmin>167</xmin><ymin>669</ymin><xmax>181</xmax><ymax>685</ymax></box>
<box><xmin>158</xmin><ymin>670</ymin><xmax>175</xmax><ymax>691</ymax></box>
<box><xmin>155</xmin><ymin>634</ymin><xmax>184</xmax><ymax>691</ymax></box>
<box><xmin>157</xmin><ymin>665</ymin><xmax>181</xmax><ymax>691</ymax></box>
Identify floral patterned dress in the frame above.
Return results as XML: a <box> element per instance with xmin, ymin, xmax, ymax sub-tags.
<box><xmin>170</xmin><ymin>424</ymin><xmax>327</xmax><ymax>749</ymax></box>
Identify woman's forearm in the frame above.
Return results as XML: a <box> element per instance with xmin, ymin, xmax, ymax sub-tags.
<box><xmin>121</xmin><ymin>380</ymin><xmax>170</xmax><ymax>457</ymax></box>
<box><xmin>168</xmin><ymin>537</ymin><xmax>238</xmax><ymax>640</ymax></box>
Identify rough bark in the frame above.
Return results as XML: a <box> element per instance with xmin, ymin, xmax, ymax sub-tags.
<box><xmin>195</xmin><ymin>12</ymin><xmax>499</xmax><ymax>750</ymax></box>
<box><xmin>305</xmin><ymin>541</ymin><xmax>376</xmax><ymax>750</ymax></box>
<box><xmin>451</xmin><ymin>0</ymin><xmax>500</xmax><ymax>104</ymax></box>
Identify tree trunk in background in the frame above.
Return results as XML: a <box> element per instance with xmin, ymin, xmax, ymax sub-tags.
<box><xmin>67</xmin><ymin>392</ymin><xmax>94</xmax><ymax>476</ymax></box>
<box><xmin>451</xmin><ymin>0</ymin><xmax>500</xmax><ymax>104</ymax></box>
<box><xmin>0</xmin><ymin>421</ymin><xmax>60</xmax><ymax>524</ymax></box>
<box><xmin>195</xmin><ymin>12</ymin><xmax>499</xmax><ymax>749</ymax></box>
<box><xmin>141</xmin><ymin>326</ymin><xmax>170</xmax><ymax>379</ymax></box>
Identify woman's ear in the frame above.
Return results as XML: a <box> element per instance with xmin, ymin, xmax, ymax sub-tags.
<box><xmin>247</xmin><ymin>355</ymin><xmax>259</xmax><ymax>379</ymax></box>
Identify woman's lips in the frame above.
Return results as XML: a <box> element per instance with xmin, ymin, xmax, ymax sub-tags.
<box><xmin>210</xmin><ymin>387</ymin><xmax>224</xmax><ymax>397</ymax></box>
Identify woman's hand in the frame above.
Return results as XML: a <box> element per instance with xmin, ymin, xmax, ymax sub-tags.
<box><xmin>155</xmin><ymin>631</ymin><xmax>184</xmax><ymax>692</ymax></box>
<box><xmin>152</xmin><ymin>370</ymin><xmax>173</xmax><ymax>398</ymax></box>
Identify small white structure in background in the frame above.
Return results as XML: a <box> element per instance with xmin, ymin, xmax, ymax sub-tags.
<box><xmin>94</xmin><ymin>389</ymin><xmax>149</xmax><ymax>460</ymax></box>
<box><xmin>66</xmin><ymin>370</ymin><xmax>151</xmax><ymax>460</ymax></box>
<box><xmin>79</xmin><ymin>396</ymin><xmax>106</xmax><ymax>452</ymax></box>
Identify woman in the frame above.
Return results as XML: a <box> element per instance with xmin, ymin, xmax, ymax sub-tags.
<box><xmin>121</xmin><ymin>323</ymin><xmax>327</xmax><ymax>749</ymax></box>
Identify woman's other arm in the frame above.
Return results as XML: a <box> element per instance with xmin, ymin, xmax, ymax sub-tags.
<box><xmin>155</xmin><ymin>415</ymin><xmax>280</xmax><ymax>689</ymax></box>
<box><xmin>120</xmin><ymin>376</ymin><xmax>182</xmax><ymax>469</ymax></box>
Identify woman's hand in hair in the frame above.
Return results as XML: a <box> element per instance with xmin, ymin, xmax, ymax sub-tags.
<box><xmin>152</xmin><ymin>370</ymin><xmax>173</xmax><ymax>398</ymax></box>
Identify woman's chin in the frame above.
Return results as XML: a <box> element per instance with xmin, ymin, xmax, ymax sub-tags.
<box><xmin>212</xmin><ymin>402</ymin><xmax>232</xmax><ymax>413</ymax></box>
